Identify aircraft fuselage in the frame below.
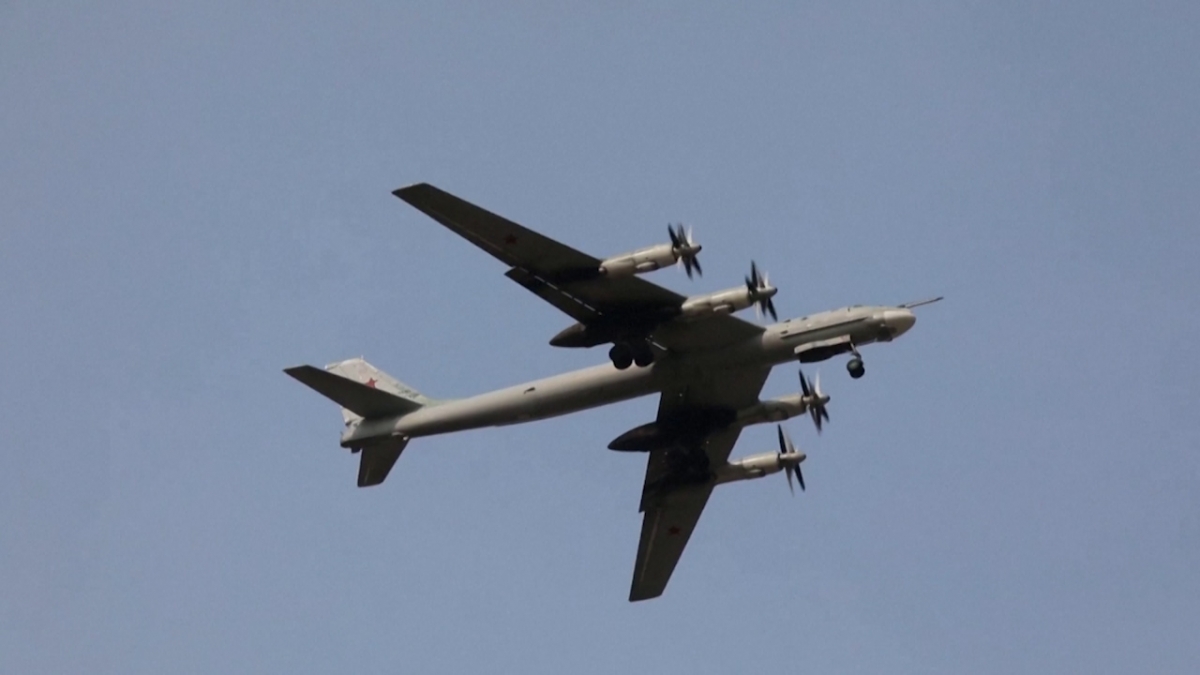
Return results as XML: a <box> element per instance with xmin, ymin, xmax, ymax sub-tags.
<box><xmin>341</xmin><ymin>304</ymin><xmax>914</xmax><ymax>447</ymax></box>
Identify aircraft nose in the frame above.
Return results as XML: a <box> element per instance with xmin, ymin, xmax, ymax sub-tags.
<box><xmin>884</xmin><ymin>309</ymin><xmax>916</xmax><ymax>337</ymax></box>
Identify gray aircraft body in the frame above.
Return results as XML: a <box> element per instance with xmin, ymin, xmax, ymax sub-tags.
<box><xmin>286</xmin><ymin>183</ymin><xmax>939</xmax><ymax>601</ymax></box>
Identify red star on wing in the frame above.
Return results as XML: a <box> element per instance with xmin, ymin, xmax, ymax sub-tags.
<box><xmin>667</xmin><ymin>525</ymin><xmax>681</xmax><ymax>536</ymax></box>
<box><xmin>503</xmin><ymin>234</ymin><xmax>518</xmax><ymax>245</ymax></box>
<box><xmin>365</xmin><ymin>378</ymin><xmax>377</xmax><ymax>388</ymax></box>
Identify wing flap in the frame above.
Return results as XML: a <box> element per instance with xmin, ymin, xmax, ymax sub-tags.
<box><xmin>504</xmin><ymin>267</ymin><xmax>600</xmax><ymax>324</ymax></box>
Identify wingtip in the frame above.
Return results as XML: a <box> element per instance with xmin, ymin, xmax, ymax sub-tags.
<box><xmin>391</xmin><ymin>182</ymin><xmax>433</xmax><ymax>199</ymax></box>
<box><xmin>628</xmin><ymin>590</ymin><xmax>664</xmax><ymax>602</ymax></box>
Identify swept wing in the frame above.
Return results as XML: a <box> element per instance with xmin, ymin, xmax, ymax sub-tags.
<box><xmin>393</xmin><ymin>183</ymin><xmax>763</xmax><ymax>353</ymax></box>
<box><xmin>629</xmin><ymin>366</ymin><xmax>771</xmax><ymax>601</ymax></box>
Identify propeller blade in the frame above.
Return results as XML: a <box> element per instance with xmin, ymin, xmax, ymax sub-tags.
<box><xmin>776</xmin><ymin>425</ymin><xmax>806</xmax><ymax>494</ymax></box>
<box><xmin>744</xmin><ymin>261</ymin><xmax>775</xmax><ymax>320</ymax></box>
<box><xmin>801</xmin><ymin>370</ymin><xmax>829</xmax><ymax>434</ymax></box>
<box><xmin>815</xmin><ymin>373</ymin><xmax>829</xmax><ymax>425</ymax></box>
<box><xmin>777</xmin><ymin>424</ymin><xmax>796</xmax><ymax>454</ymax></box>
<box><xmin>672</xmin><ymin>224</ymin><xmax>701</xmax><ymax>278</ymax></box>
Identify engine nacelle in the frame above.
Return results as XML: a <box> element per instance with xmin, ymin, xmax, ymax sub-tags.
<box><xmin>678</xmin><ymin>287</ymin><xmax>755</xmax><ymax>320</ymax></box>
<box><xmin>735</xmin><ymin>394</ymin><xmax>807</xmax><ymax>426</ymax></box>
<box><xmin>599</xmin><ymin>243</ymin><xmax>678</xmax><ymax>278</ymax></box>
<box><xmin>713</xmin><ymin>451</ymin><xmax>804</xmax><ymax>485</ymax></box>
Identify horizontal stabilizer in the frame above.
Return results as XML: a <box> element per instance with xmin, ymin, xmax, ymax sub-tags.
<box><xmin>284</xmin><ymin>365</ymin><xmax>422</xmax><ymax>418</ymax></box>
<box><xmin>358</xmin><ymin>439</ymin><xmax>408</xmax><ymax>487</ymax></box>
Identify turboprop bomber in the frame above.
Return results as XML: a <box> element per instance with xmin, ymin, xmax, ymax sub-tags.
<box><xmin>285</xmin><ymin>183</ymin><xmax>940</xmax><ymax>601</ymax></box>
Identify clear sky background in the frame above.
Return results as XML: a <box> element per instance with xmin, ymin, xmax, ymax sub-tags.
<box><xmin>3</xmin><ymin>2</ymin><xmax>1198</xmax><ymax>673</ymax></box>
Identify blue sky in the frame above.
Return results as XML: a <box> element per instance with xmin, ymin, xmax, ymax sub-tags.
<box><xmin>2</xmin><ymin>2</ymin><xmax>1198</xmax><ymax>673</ymax></box>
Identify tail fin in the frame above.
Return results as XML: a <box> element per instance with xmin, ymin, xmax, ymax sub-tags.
<box><xmin>285</xmin><ymin>357</ymin><xmax>430</xmax><ymax>488</ymax></box>
<box><xmin>284</xmin><ymin>357</ymin><xmax>434</xmax><ymax>423</ymax></box>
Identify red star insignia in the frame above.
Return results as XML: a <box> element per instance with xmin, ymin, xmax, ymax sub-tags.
<box><xmin>503</xmin><ymin>234</ymin><xmax>518</xmax><ymax>245</ymax></box>
<box><xmin>667</xmin><ymin>526</ymin><xmax>681</xmax><ymax>535</ymax></box>
<box><xmin>365</xmin><ymin>378</ymin><xmax>377</xmax><ymax>388</ymax></box>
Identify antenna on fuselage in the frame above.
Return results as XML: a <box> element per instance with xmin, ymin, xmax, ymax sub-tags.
<box><xmin>899</xmin><ymin>296</ymin><xmax>944</xmax><ymax>309</ymax></box>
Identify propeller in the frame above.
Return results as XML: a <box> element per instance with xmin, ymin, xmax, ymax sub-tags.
<box><xmin>668</xmin><ymin>223</ymin><xmax>702</xmax><ymax>278</ymax></box>
<box><xmin>776</xmin><ymin>425</ymin><xmax>806</xmax><ymax>494</ymax></box>
<box><xmin>744</xmin><ymin>261</ymin><xmax>778</xmax><ymax>321</ymax></box>
<box><xmin>798</xmin><ymin>369</ymin><xmax>830</xmax><ymax>434</ymax></box>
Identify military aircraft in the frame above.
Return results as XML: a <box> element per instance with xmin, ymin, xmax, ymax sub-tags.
<box><xmin>285</xmin><ymin>183</ymin><xmax>940</xmax><ymax>601</ymax></box>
